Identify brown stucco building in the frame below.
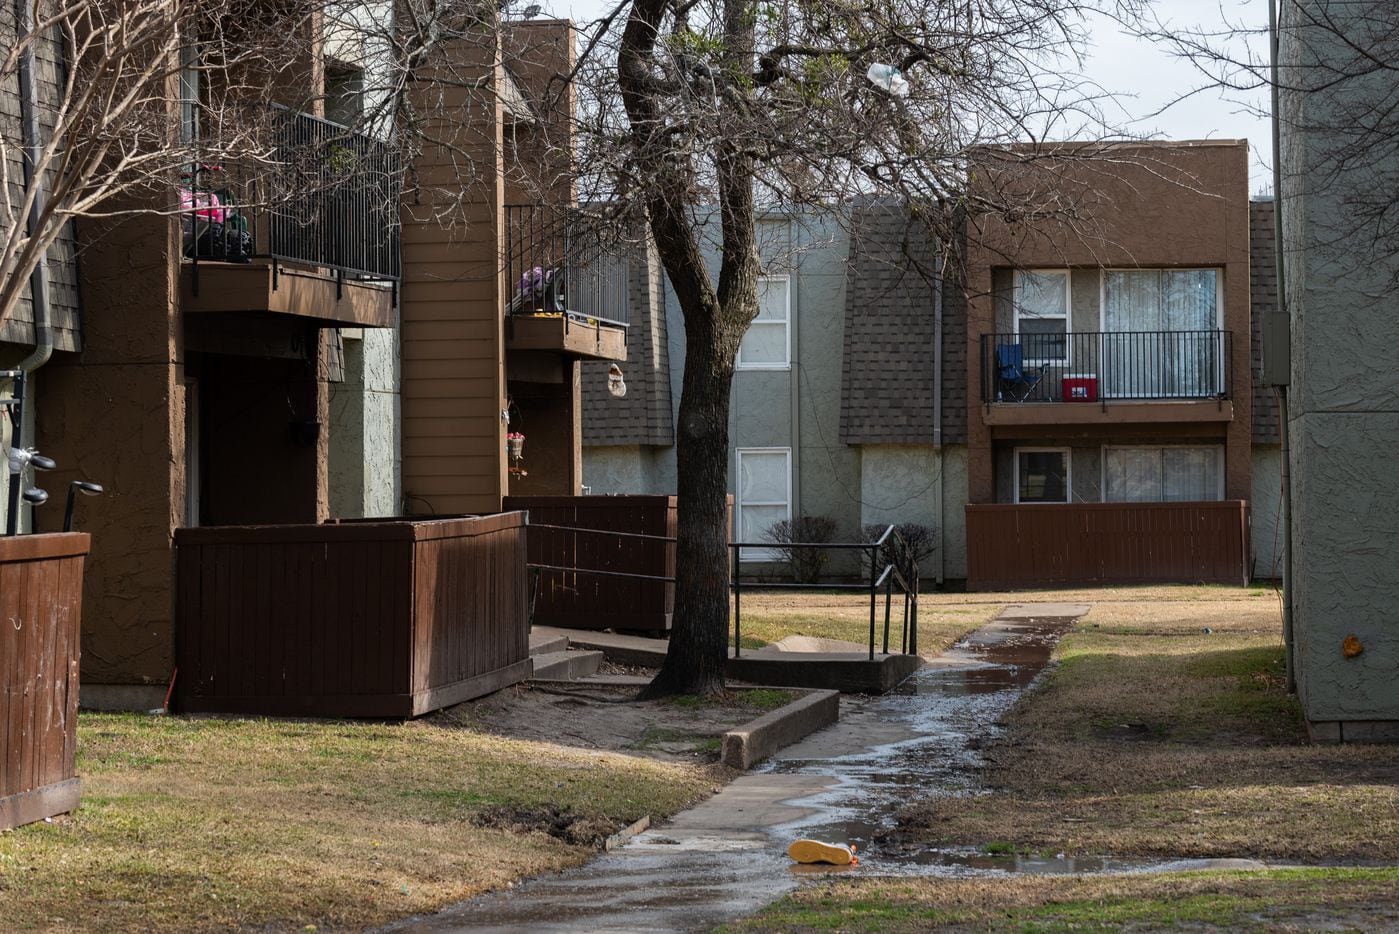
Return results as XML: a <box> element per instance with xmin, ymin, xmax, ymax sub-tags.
<box><xmin>962</xmin><ymin>141</ymin><xmax>1255</xmax><ymax>587</ymax></box>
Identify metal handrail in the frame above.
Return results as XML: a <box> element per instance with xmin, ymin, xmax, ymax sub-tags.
<box><xmin>981</xmin><ymin>329</ymin><xmax>1231</xmax><ymax>403</ymax></box>
<box><xmin>184</xmin><ymin>107</ymin><xmax>400</xmax><ymax>285</ymax></box>
<box><xmin>528</xmin><ymin>523</ymin><xmax>676</xmax><ymax>543</ymax></box>
<box><xmin>504</xmin><ymin>203</ymin><xmax>630</xmax><ymax>329</ymax></box>
<box><xmin>730</xmin><ymin>523</ymin><xmax>920</xmax><ymax>661</ymax></box>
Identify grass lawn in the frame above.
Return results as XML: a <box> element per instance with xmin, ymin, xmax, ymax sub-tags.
<box><xmin>729</xmin><ymin>591</ymin><xmax>995</xmax><ymax>656</ymax></box>
<box><xmin>728</xmin><ymin>583</ymin><xmax>1270</xmax><ymax>658</ymax></box>
<box><xmin>896</xmin><ymin>587</ymin><xmax>1399</xmax><ymax>862</ymax></box>
<box><xmin>731</xmin><ymin>584</ymin><xmax>1399</xmax><ymax>932</ymax></box>
<box><xmin>729</xmin><ymin>867</ymin><xmax>1399</xmax><ymax>932</ymax></box>
<box><xmin>0</xmin><ymin>711</ymin><xmax>720</xmax><ymax>932</ymax></box>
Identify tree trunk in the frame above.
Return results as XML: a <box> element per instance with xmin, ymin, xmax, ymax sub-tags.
<box><xmin>622</xmin><ymin>0</ymin><xmax>759</xmax><ymax>698</ymax></box>
<box><xmin>637</xmin><ymin>320</ymin><xmax>737</xmax><ymax>697</ymax></box>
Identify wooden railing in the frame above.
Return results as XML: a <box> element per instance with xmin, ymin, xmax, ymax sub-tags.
<box><xmin>504</xmin><ymin>495</ymin><xmax>677</xmax><ymax>632</ymax></box>
<box><xmin>174</xmin><ymin>514</ymin><xmax>529</xmax><ymax>717</ymax></box>
<box><xmin>1</xmin><ymin>533</ymin><xmax>89</xmax><ymax>831</ymax></box>
<box><xmin>966</xmin><ymin>501</ymin><xmax>1249</xmax><ymax>590</ymax></box>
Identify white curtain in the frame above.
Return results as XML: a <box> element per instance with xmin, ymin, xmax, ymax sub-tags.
<box><xmin>738</xmin><ymin>450</ymin><xmax>790</xmax><ymax>558</ymax></box>
<box><xmin>738</xmin><ymin>277</ymin><xmax>790</xmax><ymax>367</ymax></box>
<box><xmin>1103</xmin><ymin>270</ymin><xmax>1163</xmax><ymax>397</ymax></box>
<box><xmin>1102</xmin><ymin>270</ymin><xmax>1219</xmax><ymax>398</ymax></box>
<box><xmin>1162</xmin><ymin>270</ymin><xmax>1220</xmax><ymax>396</ymax></box>
<box><xmin>1104</xmin><ymin>446</ymin><xmax>1223</xmax><ymax>502</ymax></box>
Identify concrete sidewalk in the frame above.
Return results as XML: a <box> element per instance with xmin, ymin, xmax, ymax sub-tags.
<box><xmin>385</xmin><ymin>604</ymin><xmax>1092</xmax><ymax>934</ymax></box>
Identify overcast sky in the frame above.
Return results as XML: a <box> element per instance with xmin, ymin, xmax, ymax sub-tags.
<box><xmin>544</xmin><ymin>0</ymin><xmax>1274</xmax><ymax>192</ymax></box>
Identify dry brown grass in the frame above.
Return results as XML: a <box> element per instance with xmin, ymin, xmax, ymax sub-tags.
<box><xmin>730</xmin><ymin>583</ymin><xmax>1278</xmax><ymax>657</ymax></box>
<box><xmin>0</xmin><ymin>711</ymin><xmax>720</xmax><ymax>932</ymax></box>
<box><xmin>898</xmin><ymin>588</ymin><xmax>1399</xmax><ymax>861</ymax></box>
<box><xmin>731</xmin><ymin>591</ymin><xmax>992</xmax><ymax>657</ymax></box>
<box><xmin>729</xmin><ymin>867</ymin><xmax>1399</xmax><ymax>932</ymax></box>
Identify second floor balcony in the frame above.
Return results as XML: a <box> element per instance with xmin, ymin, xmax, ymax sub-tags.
<box><xmin>503</xmin><ymin>204</ymin><xmax>628</xmax><ymax>363</ymax></box>
<box><xmin>180</xmin><ymin>107</ymin><xmax>400</xmax><ymax>329</ymax></box>
<box><xmin>981</xmin><ymin>330</ymin><xmax>1234</xmax><ymax>426</ymax></box>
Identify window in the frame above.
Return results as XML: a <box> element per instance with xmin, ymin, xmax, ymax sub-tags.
<box><xmin>1101</xmin><ymin>269</ymin><xmax>1222</xmax><ymax>398</ymax></box>
<box><xmin>736</xmin><ymin>275</ymin><xmax>791</xmax><ymax>369</ymax></box>
<box><xmin>325</xmin><ymin>63</ymin><xmax>366</xmax><ymax>127</ymax></box>
<box><xmin>1014</xmin><ymin>448</ymin><xmax>1071</xmax><ymax>504</ymax></box>
<box><xmin>1103</xmin><ymin>445</ymin><xmax>1224</xmax><ymax>502</ymax></box>
<box><xmin>735</xmin><ymin>448</ymin><xmax>791</xmax><ymax>560</ymax></box>
<box><xmin>179</xmin><ymin>44</ymin><xmax>201</xmax><ymax>143</ymax></box>
<box><xmin>1014</xmin><ymin>270</ymin><xmax>1069</xmax><ymax>365</ymax></box>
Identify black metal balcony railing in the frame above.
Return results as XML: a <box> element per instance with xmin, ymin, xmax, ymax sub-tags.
<box><xmin>981</xmin><ymin>330</ymin><xmax>1231</xmax><ymax>403</ymax></box>
<box><xmin>183</xmin><ymin>106</ymin><xmax>400</xmax><ymax>282</ymax></box>
<box><xmin>505</xmin><ymin>204</ymin><xmax>629</xmax><ymax>328</ymax></box>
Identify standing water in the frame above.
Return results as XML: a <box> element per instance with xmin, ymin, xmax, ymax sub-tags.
<box><xmin>387</xmin><ymin>605</ymin><xmax>1088</xmax><ymax>933</ymax></box>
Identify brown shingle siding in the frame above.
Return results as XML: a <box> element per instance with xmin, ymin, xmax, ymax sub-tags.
<box><xmin>0</xmin><ymin>9</ymin><xmax>80</xmax><ymax>352</ymax></box>
<box><xmin>1251</xmin><ymin>199</ymin><xmax>1281</xmax><ymax>444</ymax></box>
<box><xmin>838</xmin><ymin>202</ymin><xmax>942</xmax><ymax>445</ymax></box>
<box><xmin>582</xmin><ymin>236</ymin><xmax>674</xmax><ymax>446</ymax></box>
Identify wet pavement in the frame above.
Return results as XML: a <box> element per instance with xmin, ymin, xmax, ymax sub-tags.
<box><xmin>384</xmin><ymin>605</ymin><xmax>1091</xmax><ymax>933</ymax></box>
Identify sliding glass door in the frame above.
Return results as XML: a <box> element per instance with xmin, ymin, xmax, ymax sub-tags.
<box><xmin>1102</xmin><ymin>269</ymin><xmax>1222</xmax><ymax>398</ymax></box>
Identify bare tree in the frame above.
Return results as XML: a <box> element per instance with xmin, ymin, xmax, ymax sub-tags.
<box><xmin>0</xmin><ymin>0</ymin><xmax>351</xmax><ymax>337</ymax></box>
<box><xmin>547</xmin><ymin>0</ymin><xmax>1144</xmax><ymax>697</ymax></box>
<box><xmin>1146</xmin><ymin>0</ymin><xmax>1399</xmax><ymax>275</ymax></box>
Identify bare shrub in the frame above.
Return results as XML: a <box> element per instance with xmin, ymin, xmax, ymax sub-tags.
<box><xmin>764</xmin><ymin>515</ymin><xmax>839</xmax><ymax>584</ymax></box>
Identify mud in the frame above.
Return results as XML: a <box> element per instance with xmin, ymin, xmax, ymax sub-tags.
<box><xmin>382</xmin><ymin>608</ymin><xmax>1115</xmax><ymax>933</ymax></box>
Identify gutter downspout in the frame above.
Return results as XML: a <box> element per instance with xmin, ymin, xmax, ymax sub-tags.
<box><xmin>1269</xmin><ymin>0</ymin><xmax>1296</xmax><ymax>693</ymax></box>
<box><xmin>6</xmin><ymin>0</ymin><xmax>55</xmax><ymax>536</ymax></box>
<box><xmin>15</xmin><ymin>0</ymin><xmax>55</xmax><ymax>377</ymax></box>
<box><xmin>932</xmin><ymin>246</ymin><xmax>945</xmax><ymax>586</ymax></box>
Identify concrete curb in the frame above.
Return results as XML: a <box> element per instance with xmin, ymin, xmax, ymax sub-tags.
<box><xmin>721</xmin><ymin>689</ymin><xmax>839</xmax><ymax>771</ymax></box>
<box><xmin>604</xmin><ymin>815</ymin><xmax>650</xmax><ymax>851</ymax></box>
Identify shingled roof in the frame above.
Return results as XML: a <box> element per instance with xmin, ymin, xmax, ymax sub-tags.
<box><xmin>838</xmin><ymin>203</ymin><xmax>943</xmax><ymax>444</ymax></box>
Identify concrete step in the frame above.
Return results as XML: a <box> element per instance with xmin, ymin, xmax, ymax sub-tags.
<box><xmin>529</xmin><ymin>630</ymin><xmax>570</xmax><ymax>657</ymax></box>
<box><xmin>541</xmin><ymin>627</ymin><xmax>669</xmax><ymax>668</ymax></box>
<box><xmin>529</xmin><ymin>649</ymin><xmax>604</xmax><ymax>682</ymax></box>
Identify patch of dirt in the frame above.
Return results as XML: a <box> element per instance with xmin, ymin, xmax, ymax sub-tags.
<box><xmin>472</xmin><ymin>805</ymin><xmax>621</xmax><ymax>848</ymax></box>
<box><xmin>445</xmin><ymin>682</ymin><xmax>792</xmax><ymax>763</ymax></box>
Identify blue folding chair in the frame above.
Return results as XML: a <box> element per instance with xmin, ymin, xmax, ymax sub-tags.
<box><xmin>995</xmin><ymin>343</ymin><xmax>1042</xmax><ymax>402</ymax></box>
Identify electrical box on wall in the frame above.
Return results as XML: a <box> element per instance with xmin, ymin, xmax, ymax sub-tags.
<box><xmin>1262</xmin><ymin>309</ymin><xmax>1291</xmax><ymax>386</ymax></box>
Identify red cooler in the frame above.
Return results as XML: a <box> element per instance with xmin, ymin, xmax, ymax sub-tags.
<box><xmin>1062</xmin><ymin>374</ymin><xmax>1098</xmax><ymax>402</ymax></box>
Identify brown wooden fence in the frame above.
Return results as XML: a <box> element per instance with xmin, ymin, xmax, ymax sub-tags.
<box><xmin>966</xmin><ymin>501</ymin><xmax>1250</xmax><ymax>590</ymax></box>
<box><xmin>175</xmin><ymin>514</ymin><xmax>529</xmax><ymax>718</ymax></box>
<box><xmin>503</xmin><ymin>495</ymin><xmax>678</xmax><ymax>632</ymax></box>
<box><xmin>1</xmin><ymin>533</ymin><xmax>90</xmax><ymax>831</ymax></box>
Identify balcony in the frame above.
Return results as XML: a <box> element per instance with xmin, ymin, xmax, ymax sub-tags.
<box><xmin>504</xmin><ymin>204</ymin><xmax>628</xmax><ymax>362</ymax></box>
<box><xmin>180</xmin><ymin>107</ymin><xmax>400</xmax><ymax>328</ymax></box>
<box><xmin>980</xmin><ymin>330</ymin><xmax>1234</xmax><ymax>427</ymax></box>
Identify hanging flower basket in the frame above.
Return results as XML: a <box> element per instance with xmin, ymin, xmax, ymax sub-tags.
<box><xmin>506</xmin><ymin>432</ymin><xmax>525</xmax><ymax>460</ymax></box>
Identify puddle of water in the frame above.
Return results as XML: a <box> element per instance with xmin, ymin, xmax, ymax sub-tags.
<box><xmin>388</xmin><ymin>614</ymin><xmax>1102</xmax><ymax>933</ymax></box>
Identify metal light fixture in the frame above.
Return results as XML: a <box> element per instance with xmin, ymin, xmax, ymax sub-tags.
<box><xmin>63</xmin><ymin>481</ymin><xmax>104</xmax><ymax>532</ymax></box>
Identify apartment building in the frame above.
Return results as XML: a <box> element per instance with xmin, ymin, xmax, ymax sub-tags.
<box><xmin>963</xmin><ymin>141</ymin><xmax>1254</xmax><ymax>587</ymax></box>
<box><xmin>583</xmin><ymin>205</ymin><xmax>968</xmax><ymax>581</ymax></box>
<box><xmin>2</xmin><ymin>11</ymin><xmax>622</xmax><ymax>709</ymax></box>
<box><xmin>584</xmin><ymin>141</ymin><xmax>1277</xmax><ymax>589</ymax></box>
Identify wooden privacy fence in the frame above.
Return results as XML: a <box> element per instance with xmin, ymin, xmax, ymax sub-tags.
<box><xmin>966</xmin><ymin>501</ymin><xmax>1250</xmax><ymax>590</ymax></box>
<box><xmin>503</xmin><ymin>495</ymin><xmax>678</xmax><ymax>632</ymax></box>
<box><xmin>1</xmin><ymin>533</ymin><xmax>89</xmax><ymax>831</ymax></box>
<box><xmin>175</xmin><ymin>513</ymin><xmax>530</xmax><ymax>718</ymax></box>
